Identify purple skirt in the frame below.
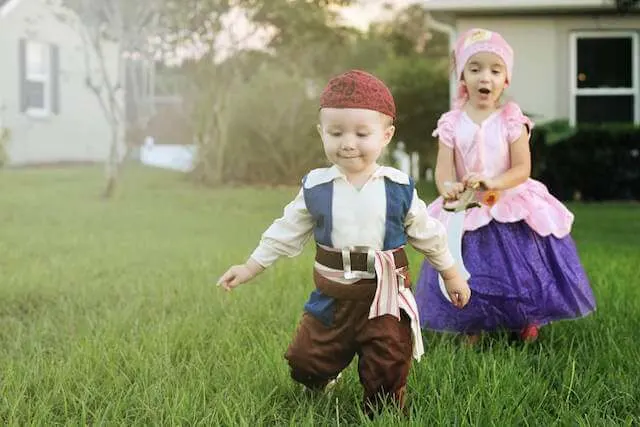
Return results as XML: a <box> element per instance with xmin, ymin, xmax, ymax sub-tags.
<box><xmin>414</xmin><ymin>220</ymin><xmax>596</xmax><ymax>334</ymax></box>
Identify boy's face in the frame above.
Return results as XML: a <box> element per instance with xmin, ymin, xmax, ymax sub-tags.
<box><xmin>317</xmin><ymin>108</ymin><xmax>395</xmax><ymax>176</ymax></box>
<box><xmin>462</xmin><ymin>51</ymin><xmax>508</xmax><ymax>109</ymax></box>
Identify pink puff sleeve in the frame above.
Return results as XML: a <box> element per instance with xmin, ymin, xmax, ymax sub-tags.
<box><xmin>503</xmin><ymin>102</ymin><xmax>534</xmax><ymax>144</ymax></box>
<box><xmin>431</xmin><ymin>110</ymin><xmax>458</xmax><ymax>148</ymax></box>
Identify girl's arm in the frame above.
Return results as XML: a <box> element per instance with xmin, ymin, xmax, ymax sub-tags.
<box><xmin>435</xmin><ymin>142</ymin><xmax>464</xmax><ymax>199</ymax></box>
<box><xmin>464</xmin><ymin>125</ymin><xmax>531</xmax><ymax>191</ymax></box>
<box><xmin>490</xmin><ymin>125</ymin><xmax>531</xmax><ymax>191</ymax></box>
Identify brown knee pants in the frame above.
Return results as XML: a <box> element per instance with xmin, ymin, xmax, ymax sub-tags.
<box><xmin>285</xmin><ymin>270</ymin><xmax>413</xmax><ymax>412</ymax></box>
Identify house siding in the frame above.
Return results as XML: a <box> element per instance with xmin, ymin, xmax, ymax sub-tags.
<box><xmin>0</xmin><ymin>0</ymin><xmax>123</xmax><ymax>165</ymax></box>
<box><xmin>456</xmin><ymin>14</ymin><xmax>640</xmax><ymax>123</ymax></box>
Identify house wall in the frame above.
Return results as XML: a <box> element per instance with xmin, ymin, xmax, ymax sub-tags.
<box><xmin>0</xmin><ymin>0</ymin><xmax>122</xmax><ymax>165</ymax></box>
<box><xmin>456</xmin><ymin>14</ymin><xmax>640</xmax><ymax>123</ymax></box>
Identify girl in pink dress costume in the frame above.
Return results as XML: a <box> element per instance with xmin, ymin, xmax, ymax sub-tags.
<box><xmin>414</xmin><ymin>28</ymin><xmax>596</xmax><ymax>343</ymax></box>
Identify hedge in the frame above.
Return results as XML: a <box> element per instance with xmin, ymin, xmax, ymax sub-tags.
<box><xmin>531</xmin><ymin>121</ymin><xmax>640</xmax><ymax>201</ymax></box>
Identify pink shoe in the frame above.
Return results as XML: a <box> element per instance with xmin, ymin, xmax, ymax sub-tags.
<box><xmin>520</xmin><ymin>324</ymin><xmax>539</xmax><ymax>342</ymax></box>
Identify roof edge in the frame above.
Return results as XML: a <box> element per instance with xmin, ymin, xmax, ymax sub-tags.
<box><xmin>420</xmin><ymin>0</ymin><xmax>625</xmax><ymax>13</ymax></box>
<box><xmin>0</xmin><ymin>0</ymin><xmax>24</xmax><ymax>19</ymax></box>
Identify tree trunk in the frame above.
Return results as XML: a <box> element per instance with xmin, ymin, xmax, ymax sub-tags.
<box><xmin>212</xmin><ymin>124</ymin><xmax>226</xmax><ymax>186</ymax></box>
<box><xmin>102</xmin><ymin>126</ymin><xmax>120</xmax><ymax>199</ymax></box>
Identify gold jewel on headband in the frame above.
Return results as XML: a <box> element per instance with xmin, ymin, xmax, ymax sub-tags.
<box><xmin>463</xmin><ymin>29</ymin><xmax>493</xmax><ymax>48</ymax></box>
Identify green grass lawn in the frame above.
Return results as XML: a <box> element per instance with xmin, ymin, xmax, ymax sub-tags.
<box><xmin>0</xmin><ymin>166</ymin><xmax>638</xmax><ymax>425</ymax></box>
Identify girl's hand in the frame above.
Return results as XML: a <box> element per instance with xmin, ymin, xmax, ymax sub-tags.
<box><xmin>442</xmin><ymin>181</ymin><xmax>465</xmax><ymax>201</ymax></box>
<box><xmin>463</xmin><ymin>173</ymin><xmax>496</xmax><ymax>191</ymax></box>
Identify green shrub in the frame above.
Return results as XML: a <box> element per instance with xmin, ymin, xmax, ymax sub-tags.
<box><xmin>533</xmin><ymin>122</ymin><xmax>640</xmax><ymax>201</ymax></box>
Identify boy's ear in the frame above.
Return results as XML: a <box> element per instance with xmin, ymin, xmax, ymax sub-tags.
<box><xmin>316</xmin><ymin>124</ymin><xmax>322</xmax><ymax>137</ymax></box>
<box><xmin>384</xmin><ymin>125</ymin><xmax>396</xmax><ymax>146</ymax></box>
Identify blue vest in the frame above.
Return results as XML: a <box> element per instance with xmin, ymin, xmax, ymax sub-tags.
<box><xmin>302</xmin><ymin>173</ymin><xmax>415</xmax><ymax>326</ymax></box>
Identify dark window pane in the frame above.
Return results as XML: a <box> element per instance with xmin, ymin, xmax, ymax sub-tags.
<box><xmin>577</xmin><ymin>37</ymin><xmax>632</xmax><ymax>89</ymax></box>
<box><xmin>576</xmin><ymin>95</ymin><xmax>634</xmax><ymax>124</ymax></box>
<box><xmin>25</xmin><ymin>80</ymin><xmax>45</xmax><ymax>109</ymax></box>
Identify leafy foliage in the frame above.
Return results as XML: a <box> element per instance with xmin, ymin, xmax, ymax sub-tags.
<box><xmin>377</xmin><ymin>57</ymin><xmax>449</xmax><ymax>170</ymax></box>
<box><xmin>223</xmin><ymin>62</ymin><xmax>326</xmax><ymax>185</ymax></box>
<box><xmin>142</xmin><ymin>1</ymin><xmax>452</xmax><ymax>185</ymax></box>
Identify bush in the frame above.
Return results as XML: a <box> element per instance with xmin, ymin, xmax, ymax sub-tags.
<box><xmin>376</xmin><ymin>56</ymin><xmax>449</xmax><ymax>173</ymax></box>
<box><xmin>533</xmin><ymin>121</ymin><xmax>640</xmax><ymax>201</ymax></box>
<box><xmin>221</xmin><ymin>63</ymin><xmax>326</xmax><ymax>186</ymax></box>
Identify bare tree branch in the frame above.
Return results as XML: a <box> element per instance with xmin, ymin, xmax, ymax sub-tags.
<box><xmin>53</xmin><ymin>0</ymin><xmax>161</xmax><ymax>197</ymax></box>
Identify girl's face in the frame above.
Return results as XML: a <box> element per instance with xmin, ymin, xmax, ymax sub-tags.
<box><xmin>462</xmin><ymin>52</ymin><xmax>508</xmax><ymax>109</ymax></box>
<box><xmin>317</xmin><ymin>108</ymin><xmax>394</xmax><ymax>177</ymax></box>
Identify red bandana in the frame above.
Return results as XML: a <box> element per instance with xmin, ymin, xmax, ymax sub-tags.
<box><xmin>319</xmin><ymin>70</ymin><xmax>396</xmax><ymax>120</ymax></box>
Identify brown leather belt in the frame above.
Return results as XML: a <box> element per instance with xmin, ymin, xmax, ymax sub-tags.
<box><xmin>315</xmin><ymin>244</ymin><xmax>408</xmax><ymax>272</ymax></box>
<box><xmin>313</xmin><ymin>269</ymin><xmax>378</xmax><ymax>300</ymax></box>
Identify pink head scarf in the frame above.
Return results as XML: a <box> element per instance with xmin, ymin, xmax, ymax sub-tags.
<box><xmin>453</xmin><ymin>28</ymin><xmax>514</xmax><ymax>108</ymax></box>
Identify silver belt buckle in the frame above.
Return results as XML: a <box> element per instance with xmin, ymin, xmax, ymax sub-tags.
<box><xmin>342</xmin><ymin>247</ymin><xmax>356</xmax><ymax>280</ymax></box>
<box><xmin>366</xmin><ymin>248</ymin><xmax>375</xmax><ymax>274</ymax></box>
<box><xmin>342</xmin><ymin>246</ymin><xmax>376</xmax><ymax>279</ymax></box>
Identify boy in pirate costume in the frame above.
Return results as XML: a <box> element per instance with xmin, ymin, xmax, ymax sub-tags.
<box><xmin>217</xmin><ymin>70</ymin><xmax>471</xmax><ymax>415</ymax></box>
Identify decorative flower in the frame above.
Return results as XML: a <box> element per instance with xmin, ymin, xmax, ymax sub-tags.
<box><xmin>480</xmin><ymin>190</ymin><xmax>500</xmax><ymax>207</ymax></box>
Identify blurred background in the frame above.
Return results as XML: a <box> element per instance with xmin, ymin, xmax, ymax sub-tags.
<box><xmin>0</xmin><ymin>0</ymin><xmax>639</xmax><ymax>201</ymax></box>
<box><xmin>1</xmin><ymin>3</ymin><xmax>639</xmax><ymax>423</ymax></box>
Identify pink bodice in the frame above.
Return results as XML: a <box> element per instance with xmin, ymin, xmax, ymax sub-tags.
<box><xmin>428</xmin><ymin>102</ymin><xmax>574</xmax><ymax>238</ymax></box>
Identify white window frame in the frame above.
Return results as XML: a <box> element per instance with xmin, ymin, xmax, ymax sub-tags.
<box><xmin>25</xmin><ymin>40</ymin><xmax>51</xmax><ymax>117</ymax></box>
<box><xmin>569</xmin><ymin>31</ymin><xmax>639</xmax><ymax>127</ymax></box>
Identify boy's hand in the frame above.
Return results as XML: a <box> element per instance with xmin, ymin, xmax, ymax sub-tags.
<box><xmin>217</xmin><ymin>259</ymin><xmax>264</xmax><ymax>291</ymax></box>
<box><xmin>443</xmin><ymin>276</ymin><xmax>471</xmax><ymax>308</ymax></box>
<box><xmin>442</xmin><ymin>181</ymin><xmax>465</xmax><ymax>201</ymax></box>
<box><xmin>440</xmin><ymin>267</ymin><xmax>471</xmax><ymax>309</ymax></box>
